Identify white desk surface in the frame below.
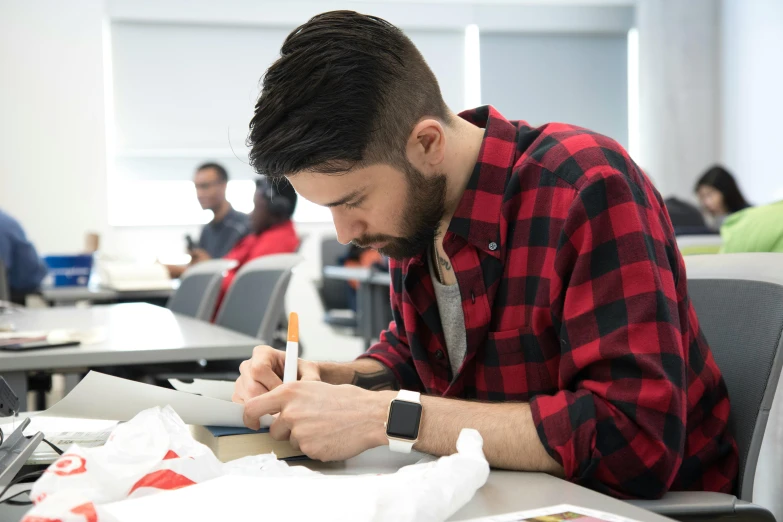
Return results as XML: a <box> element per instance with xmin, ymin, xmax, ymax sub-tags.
<box><xmin>0</xmin><ymin>446</ymin><xmax>670</xmax><ymax>522</ymax></box>
<box><xmin>323</xmin><ymin>265</ymin><xmax>391</xmax><ymax>285</ymax></box>
<box><xmin>0</xmin><ymin>303</ymin><xmax>260</xmax><ymax>372</ymax></box>
<box><xmin>41</xmin><ymin>282</ymin><xmax>177</xmax><ymax>303</ymax></box>
<box><xmin>302</xmin><ymin>447</ymin><xmax>671</xmax><ymax>521</ymax></box>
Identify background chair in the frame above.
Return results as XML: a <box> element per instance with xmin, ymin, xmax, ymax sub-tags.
<box><xmin>0</xmin><ymin>258</ymin><xmax>9</xmax><ymax>303</ymax></box>
<box><xmin>166</xmin><ymin>259</ymin><xmax>237</xmax><ymax>321</ymax></box>
<box><xmin>215</xmin><ymin>253</ymin><xmax>302</xmax><ymax>341</ymax></box>
<box><xmin>631</xmin><ymin>253</ymin><xmax>783</xmax><ymax>521</ymax></box>
<box><xmin>319</xmin><ymin>237</ymin><xmax>357</xmax><ymax>329</ymax></box>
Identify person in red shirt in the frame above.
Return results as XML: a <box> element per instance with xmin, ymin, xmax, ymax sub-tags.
<box><xmin>231</xmin><ymin>11</ymin><xmax>738</xmax><ymax>499</ymax></box>
<box><xmin>221</xmin><ymin>178</ymin><xmax>299</xmax><ymax>293</ymax></box>
<box><xmin>198</xmin><ymin>177</ymin><xmax>299</xmax><ymax>310</ymax></box>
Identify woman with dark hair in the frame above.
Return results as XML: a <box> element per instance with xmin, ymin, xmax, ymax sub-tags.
<box><xmin>694</xmin><ymin>165</ymin><xmax>751</xmax><ymax>228</ymax></box>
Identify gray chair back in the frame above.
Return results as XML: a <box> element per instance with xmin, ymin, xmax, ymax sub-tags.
<box><xmin>683</xmin><ymin>253</ymin><xmax>783</xmax><ymax>502</ymax></box>
<box><xmin>166</xmin><ymin>259</ymin><xmax>237</xmax><ymax>321</ymax></box>
<box><xmin>215</xmin><ymin>254</ymin><xmax>302</xmax><ymax>341</ymax></box>
<box><xmin>320</xmin><ymin>237</ymin><xmax>351</xmax><ymax>310</ymax></box>
<box><xmin>630</xmin><ymin>254</ymin><xmax>783</xmax><ymax>521</ymax></box>
<box><xmin>0</xmin><ymin>258</ymin><xmax>9</xmax><ymax>302</ymax></box>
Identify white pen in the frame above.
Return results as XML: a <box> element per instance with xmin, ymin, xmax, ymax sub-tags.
<box><xmin>283</xmin><ymin>312</ymin><xmax>299</xmax><ymax>384</ymax></box>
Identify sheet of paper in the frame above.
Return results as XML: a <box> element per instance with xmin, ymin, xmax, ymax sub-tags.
<box><xmin>103</xmin><ymin>474</ymin><xmax>379</xmax><ymax>522</ymax></box>
<box><xmin>457</xmin><ymin>504</ymin><xmax>642</xmax><ymax>522</ymax></box>
<box><xmin>0</xmin><ymin>416</ymin><xmax>118</xmax><ymax>464</ymax></box>
<box><xmin>43</xmin><ymin>371</ymin><xmax>273</xmax><ymax>428</ymax></box>
<box><xmin>168</xmin><ymin>378</ymin><xmax>235</xmax><ymax>402</ymax></box>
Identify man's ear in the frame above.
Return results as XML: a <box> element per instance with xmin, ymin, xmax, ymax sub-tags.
<box><xmin>406</xmin><ymin>119</ymin><xmax>446</xmax><ymax>172</ymax></box>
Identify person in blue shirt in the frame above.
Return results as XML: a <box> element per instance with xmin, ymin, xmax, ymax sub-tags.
<box><xmin>0</xmin><ymin>208</ymin><xmax>48</xmax><ymax>303</ymax></box>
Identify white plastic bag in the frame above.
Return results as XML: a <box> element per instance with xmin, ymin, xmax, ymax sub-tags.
<box><xmin>23</xmin><ymin>405</ymin><xmax>489</xmax><ymax>522</ymax></box>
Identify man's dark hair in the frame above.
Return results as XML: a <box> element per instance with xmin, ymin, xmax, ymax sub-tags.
<box><xmin>248</xmin><ymin>11</ymin><xmax>450</xmax><ymax>179</ymax></box>
<box><xmin>695</xmin><ymin>165</ymin><xmax>751</xmax><ymax>213</ymax></box>
<box><xmin>196</xmin><ymin>162</ymin><xmax>229</xmax><ymax>183</ymax></box>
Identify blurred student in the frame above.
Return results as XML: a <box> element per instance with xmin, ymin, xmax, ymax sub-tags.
<box><xmin>694</xmin><ymin>165</ymin><xmax>751</xmax><ymax>229</ymax></box>
<box><xmin>0</xmin><ymin>208</ymin><xmax>48</xmax><ymax>304</ymax></box>
<box><xmin>167</xmin><ymin>163</ymin><xmax>249</xmax><ymax>278</ymax></box>
<box><xmin>340</xmin><ymin>244</ymin><xmax>387</xmax><ymax>311</ymax></box>
<box><xmin>721</xmin><ymin>200</ymin><xmax>783</xmax><ymax>253</ymax></box>
<box><xmin>213</xmin><ymin>177</ymin><xmax>300</xmax><ymax>305</ymax></box>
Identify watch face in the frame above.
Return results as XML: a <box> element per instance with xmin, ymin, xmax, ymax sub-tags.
<box><xmin>386</xmin><ymin>399</ymin><xmax>422</xmax><ymax>440</ymax></box>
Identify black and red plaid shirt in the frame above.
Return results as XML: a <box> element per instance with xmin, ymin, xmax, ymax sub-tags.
<box><xmin>360</xmin><ymin>106</ymin><xmax>738</xmax><ymax>499</ymax></box>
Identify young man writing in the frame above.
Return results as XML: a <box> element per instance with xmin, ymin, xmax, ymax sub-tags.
<box><xmin>233</xmin><ymin>11</ymin><xmax>737</xmax><ymax>499</ymax></box>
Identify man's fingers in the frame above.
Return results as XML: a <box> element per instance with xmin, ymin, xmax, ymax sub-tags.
<box><xmin>243</xmin><ymin>389</ymin><xmax>286</xmax><ymax>430</ymax></box>
<box><xmin>289</xmin><ymin>434</ymin><xmax>300</xmax><ymax>452</ymax></box>
<box><xmin>269</xmin><ymin>416</ymin><xmax>291</xmax><ymax>441</ymax></box>
<box><xmin>250</xmin><ymin>357</ymin><xmax>284</xmax><ymax>391</ymax></box>
<box><xmin>298</xmin><ymin>363</ymin><xmax>320</xmax><ymax>382</ymax></box>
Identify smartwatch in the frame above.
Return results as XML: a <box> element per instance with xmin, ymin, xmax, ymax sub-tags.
<box><xmin>385</xmin><ymin>390</ymin><xmax>422</xmax><ymax>453</ymax></box>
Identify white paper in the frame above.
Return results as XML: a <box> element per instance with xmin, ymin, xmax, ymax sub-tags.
<box><xmin>168</xmin><ymin>378</ymin><xmax>235</xmax><ymax>402</ymax></box>
<box><xmin>457</xmin><ymin>504</ymin><xmax>642</xmax><ymax>522</ymax></box>
<box><xmin>0</xmin><ymin>416</ymin><xmax>118</xmax><ymax>464</ymax></box>
<box><xmin>43</xmin><ymin>371</ymin><xmax>273</xmax><ymax>428</ymax></box>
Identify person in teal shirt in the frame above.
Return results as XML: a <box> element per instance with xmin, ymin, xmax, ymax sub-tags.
<box><xmin>720</xmin><ymin>200</ymin><xmax>783</xmax><ymax>253</ymax></box>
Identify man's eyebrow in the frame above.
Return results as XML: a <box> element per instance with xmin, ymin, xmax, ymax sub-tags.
<box><xmin>324</xmin><ymin>189</ymin><xmax>363</xmax><ymax>208</ymax></box>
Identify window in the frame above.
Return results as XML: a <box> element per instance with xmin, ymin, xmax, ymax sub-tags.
<box><xmin>108</xmin><ymin>22</ymin><xmax>468</xmax><ymax>226</ymax></box>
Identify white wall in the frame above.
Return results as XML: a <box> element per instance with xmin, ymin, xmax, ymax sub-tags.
<box><xmin>635</xmin><ymin>0</ymin><xmax>721</xmax><ymax>201</ymax></box>
<box><xmin>721</xmin><ymin>0</ymin><xmax>783</xmax><ymax>205</ymax></box>
<box><xmin>0</xmin><ymin>0</ymin><xmax>110</xmax><ymax>255</ymax></box>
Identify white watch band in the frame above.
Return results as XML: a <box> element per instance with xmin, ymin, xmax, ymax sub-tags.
<box><xmin>387</xmin><ymin>390</ymin><xmax>421</xmax><ymax>453</ymax></box>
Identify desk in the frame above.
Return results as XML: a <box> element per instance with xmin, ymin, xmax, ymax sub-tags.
<box><xmin>0</xmin><ymin>303</ymin><xmax>259</xmax><ymax>409</ymax></box>
<box><xmin>0</xmin><ymin>445</ymin><xmax>671</xmax><ymax>522</ymax></box>
<box><xmin>323</xmin><ymin>266</ymin><xmax>391</xmax><ymax>349</ymax></box>
<box><xmin>41</xmin><ymin>282</ymin><xmax>177</xmax><ymax>306</ymax></box>
<box><xmin>307</xmin><ymin>447</ymin><xmax>672</xmax><ymax>521</ymax></box>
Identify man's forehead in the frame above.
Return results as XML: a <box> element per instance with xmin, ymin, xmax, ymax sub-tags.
<box><xmin>287</xmin><ymin>170</ymin><xmax>364</xmax><ymax>205</ymax></box>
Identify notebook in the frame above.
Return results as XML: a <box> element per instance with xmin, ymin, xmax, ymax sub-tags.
<box><xmin>190</xmin><ymin>425</ymin><xmax>306</xmax><ymax>462</ymax></box>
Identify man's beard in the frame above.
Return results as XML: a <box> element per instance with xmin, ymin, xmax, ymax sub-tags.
<box><xmin>353</xmin><ymin>164</ymin><xmax>447</xmax><ymax>260</ymax></box>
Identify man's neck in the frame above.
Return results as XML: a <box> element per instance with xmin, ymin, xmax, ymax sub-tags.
<box><xmin>212</xmin><ymin>200</ymin><xmax>232</xmax><ymax>223</ymax></box>
<box><xmin>439</xmin><ymin>115</ymin><xmax>486</xmax><ymax>235</ymax></box>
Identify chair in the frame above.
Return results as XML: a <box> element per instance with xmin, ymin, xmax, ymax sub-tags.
<box><xmin>215</xmin><ymin>253</ymin><xmax>303</xmax><ymax>341</ymax></box>
<box><xmin>0</xmin><ymin>258</ymin><xmax>9</xmax><ymax>303</ymax></box>
<box><xmin>166</xmin><ymin>259</ymin><xmax>237</xmax><ymax>321</ymax></box>
<box><xmin>319</xmin><ymin>237</ymin><xmax>357</xmax><ymax>329</ymax></box>
<box><xmin>630</xmin><ymin>253</ymin><xmax>783</xmax><ymax>521</ymax></box>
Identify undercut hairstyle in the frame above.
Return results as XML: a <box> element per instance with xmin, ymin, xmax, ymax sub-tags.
<box><xmin>196</xmin><ymin>162</ymin><xmax>229</xmax><ymax>183</ymax></box>
<box><xmin>247</xmin><ymin>10</ymin><xmax>451</xmax><ymax>180</ymax></box>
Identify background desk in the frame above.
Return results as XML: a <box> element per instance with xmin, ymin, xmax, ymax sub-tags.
<box><xmin>41</xmin><ymin>282</ymin><xmax>177</xmax><ymax>306</ymax></box>
<box><xmin>0</xmin><ymin>303</ymin><xmax>259</xmax><ymax>408</ymax></box>
<box><xmin>323</xmin><ymin>266</ymin><xmax>391</xmax><ymax>349</ymax></box>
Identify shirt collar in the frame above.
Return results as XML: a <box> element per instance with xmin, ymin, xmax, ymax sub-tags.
<box><xmin>446</xmin><ymin>105</ymin><xmax>519</xmax><ymax>258</ymax></box>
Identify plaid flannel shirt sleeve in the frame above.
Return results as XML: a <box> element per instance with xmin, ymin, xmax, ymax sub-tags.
<box><xmin>358</xmin><ymin>278</ymin><xmax>424</xmax><ymax>392</ymax></box>
<box><xmin>529</xmin><ymin>172</ymin><xmax>687</xmax><ymax>499</ymax></box>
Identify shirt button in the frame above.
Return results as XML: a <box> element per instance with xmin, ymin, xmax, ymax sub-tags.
<box><xmin>435</xmin><ymin>350</ymin><xmax>445</xmax><ymax>360</ymax></box>
<box><xmin>488</xmin><ymin>241</ymin><xmax>498</xmax><ymax>251</ymax></box>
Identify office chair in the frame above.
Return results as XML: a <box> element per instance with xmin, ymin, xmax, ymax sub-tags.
<box><xmin>631</xmin><ymin>253</ymin><xmax>783</xmax><ymax>522</ymax></box>
<box><xmin>166</xmin><ymin>259</ymin><xmax>237</xmax><ymax>321</ymax></box>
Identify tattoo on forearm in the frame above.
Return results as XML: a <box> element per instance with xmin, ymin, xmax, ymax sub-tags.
<box><xmin>351</xmin><ymin>366</ymin><xmax>400</xmax><ymax>391</ymax></box>
<box><xmin>437</xmin><ymin>254</ymin><xmax>452</xmax><ymax>271</ymax></box>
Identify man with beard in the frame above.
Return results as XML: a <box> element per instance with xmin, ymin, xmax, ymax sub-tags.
<box><xmin>233</xmin><ymin>11</ymin><xmax>738</xmax><ymax>499</ymax></box>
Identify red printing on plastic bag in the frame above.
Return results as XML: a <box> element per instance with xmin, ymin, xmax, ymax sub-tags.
<box><xmin>129</xmin><ymin>469</ymin><xmax>196</xmax><ymax>494</ymax></box>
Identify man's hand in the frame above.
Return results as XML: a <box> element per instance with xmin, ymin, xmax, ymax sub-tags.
<box><xmin>243</xmin><ymin>381</ymin><xmax>391</xmax><ymax>461</ymax></box>
<box><xmin>188</xmin><ymin>248</ymin><xmax>212</xmax><ymax>264</ymax></box>
<box><xmin>232</xmin><ymin>345</ymin><xmax>321</xmax><ymax>404</ymax></box>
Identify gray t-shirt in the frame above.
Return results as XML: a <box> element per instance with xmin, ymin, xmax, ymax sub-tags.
<box><xmin>198</xmin><ymin>205</ymin><xmax>249</xmax><ymax>258</ymax></box>
<box><xmin>429</xmin><ymin>248</ymin><xmax>468</xmax><ymax>379</ymax></box>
